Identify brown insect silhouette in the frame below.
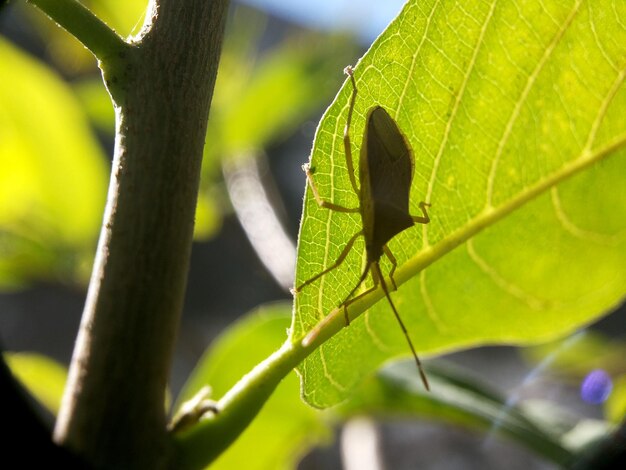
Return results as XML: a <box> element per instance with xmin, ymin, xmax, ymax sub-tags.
<box><xmin>297</xmin><ymin>66</ymin><xmax>431</xmax><ymax>390</ymax></box>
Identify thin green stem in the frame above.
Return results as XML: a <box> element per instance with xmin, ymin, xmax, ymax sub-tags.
<box><xmin>26</xmin><ymin>0</ymin><xmax>127</xmax><ymax>60</ymax></box>
<box><xmin>174</xmin><ymin>339</ymin><xmax>307</xmax><ymax>469</ymax></box>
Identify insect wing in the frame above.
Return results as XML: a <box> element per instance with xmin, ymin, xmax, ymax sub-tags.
<box><xmin>361</xmin><ymin>106</ymin><xmax>415</xmax><ymax>253</ymax></box>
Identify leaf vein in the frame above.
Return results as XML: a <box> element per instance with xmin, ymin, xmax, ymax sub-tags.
<box><xmin>486</xmin><ymin>0</ymin><xmax>583</xmax><ymax>207</ymax></box>
<box><xmin>423</xmin><ymin>0</ymin><xmax>499</xmax><ymax>246</ymax></box>
<box><xmin>582</xmin><ymin>58</ymin><xmax>626</xmax><ymax>153</ymax></box>
<box><xmin>364</xmin><ymin>311</ymin><xmax>391</xmax><ymax>352</ymax></box>
<box><xmin>395</xmin><ymin>0</ymin><xmax>442</xmax><ymax>120</ymax></box>
<box><xmin>588</xmin><ymin>2</ymin><xmax>619</xmax><ymax>71</ymax></box>
<box><xmin>319</xmin><ymin>345</ymin><xmax>347</xmax><ymax>392</ymax></box>
<box><xmin>550</xmin><ymin>187</ymin><xmax>626</xmax><ymax>246</ymax></box>
<box><xmin>419</xmin><ymin>270</ymin><xmax>448</xmax><ymax>333</ymax></box>
<box><xmin>466</xmin><ymin>240</ymin><xmax>547</xmax><ymax>309</ymax></box>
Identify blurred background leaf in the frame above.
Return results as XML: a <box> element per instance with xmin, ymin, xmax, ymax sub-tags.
<box><xmin>4</xmin><ymin>352</ymin><xmax>67</xmax><ymax>416</ymax></box>
<box><xmin>175</xmin><ymin>304</ymin><xmax>332</xmax><ymax>470</ymax></box>
<box><xmin>606</xmin><ymin>375</ymin><xmax>626</xmax><ymax>424</ymax></box>
<box><xmin>0</xmin><ymin>3</ymin><xmax>357</xmax><ymax>284</ymax></box>
<box><xmin>0</xmin><ymin>37</ymin><xmax>107</xmax><ymax>288</ymax></box>
<box><xmin>339</xmin><ymin>360</ymin><xmax>577</xmax><ymax>466</ymax></box>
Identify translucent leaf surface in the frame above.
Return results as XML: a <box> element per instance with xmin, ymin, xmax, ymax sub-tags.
<box><xmin>5</xmin><ymin>352</ymin><xmax>67</xmax><ymax>415</ymax></box>
<box><xmin>175</xmin><ymin>304</ymin><xmax>330</xmax><ymax>470</ymax></box>
<box><xmin>293</xmin><ymin>0</ymin><xmax>626</xmax><ymax>407</ymax></box>
<box><xmin>0</xmin><ymin>38</ymin><xmax>107</xmax><ymax>287</ymax></box>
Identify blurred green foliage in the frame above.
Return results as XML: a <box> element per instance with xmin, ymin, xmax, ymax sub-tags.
<box><xmin>175</xmin><ymin>304</ymin><xmax>331</xmax><ymax>470</ymax></box>
<box><xmin>5</xmin><ymin>352</ymin><xmax>68</xmax><ymax>415</ymax></box>
<box><xmin>0</xmin><ymin>37</ymin><xmax>107</xmax><ymax>288</ymax></box>
<box><xmin>0</xmin><ymin>2</ymin><xmax>357</xmax><ymax>286</ymax></box>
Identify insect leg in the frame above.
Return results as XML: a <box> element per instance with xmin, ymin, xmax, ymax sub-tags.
<box><xmin>411</xmin><ymin>201</ymin><xmax>431</xmax><ymax>224</ymax></box>
<box><xmin>340</xmin><ymin>264</ymin><xmax>377</xmax><ymax>325</ymax></box>
<box><xmin>302</xmin><ymin>163</ymin><xmax>359</xmax><ymax>213</ymax></box>
<box><xmin>382</xmin><ymin>245</ymin><xmax>398</xmax><ymax>291</ymax></box>
<box><xmin>343</xmin><ymin>66</ymin><xmax>360</xmax><ymax>196</ymax></box>
<box><xmin>300</xmin><ymin>262</ymin><xmax>372</xmax><ymax>347</ymax></box>
<box><xmin>373</xmin><ymin>262</ymin><xmax>430</xmax><ymax>391</ymax></box>
<box><xmin>295</xmin><ymin>230</ymin><xmax>363</xmax><ymax>292</ymax></box>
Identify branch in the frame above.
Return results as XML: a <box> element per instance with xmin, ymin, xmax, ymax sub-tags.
<box><xmin>26</xmin><ymin>0</ymin><xmax>127</xmax><ymax>60</ymax></box>
<box><xmin>52</xmin><ymin>0</ymin><xmax>230</xmax><ymax>468</ymax></box>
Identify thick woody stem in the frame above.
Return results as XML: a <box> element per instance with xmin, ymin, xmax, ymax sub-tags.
<box><xmin>52</xmin><ymin>1</ymin><xmax>230</xmax><ymax>468</ymax></box>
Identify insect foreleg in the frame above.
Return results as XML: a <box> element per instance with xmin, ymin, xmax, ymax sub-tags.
<box><xmin>302</xmin><ymin>163</ymin><xmax>359</xmax><ymax>213</ymax></box>
<box><xmin>411</xmin><ymin>201</ymin><xmax>431</xmax><ymax>224</ymax></box>
<box><xmin>343</xmin><ymin>66</ymin><xmax>360</xmax><ymax>196</ymax></box>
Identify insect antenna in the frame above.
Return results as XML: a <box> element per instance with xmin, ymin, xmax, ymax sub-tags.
<box><xmin>373</xmin><ymin>262</ymin><xmax>430</xmax><ymax>391</ymax></box>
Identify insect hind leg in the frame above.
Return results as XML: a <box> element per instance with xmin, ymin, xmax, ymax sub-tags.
<box><xmin>372</xmin><ymin>262</ymin><xmax>430</xmax><ymax>391</ymax></box>
<box><xmin>383</xmin><ymin>245</ymin><xmax>399</xmax><ymax>291</ymax></box>
<box><xmin>340</xmin><ymin>264</ymin><xmax>377</xmax><ymax>326</ymax></box>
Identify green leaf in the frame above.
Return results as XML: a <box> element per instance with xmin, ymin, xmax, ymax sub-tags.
<box><xmin>0</xmin><ymin>38</ymin><xmax>108</xmax><ymax>287</ymax></box>
<box><xmin>73</xmin><ymin>78</ymin><xmax>116</xmax><ymax>135</ymax></box>
<box><xmin>339</xmin><ymin>360</ymin><xmax>574</xmax><ymax>466</ymax></box>
<box><xmin>605</xmin><ymin>374</ymin><xmax>626</xmax><ymax>424</ymax></box>
<box><xmin>5</xmin><ymin>352</ymin><xmax>67</xmax><ymax>415</ymax></box>
<box><xmin>175</xmin><ymin>304</ymin><xmax>330</xmax><ymax>470</ymax></box>
<box><xmin>293</xmin><ymin>0</ymin><xmax>626</xmax><ymax>407</ymax></box>
<box><xmin>209</xmin><ymin>34</ymin><xmax>354</xmax><ymax>157</ymax></box>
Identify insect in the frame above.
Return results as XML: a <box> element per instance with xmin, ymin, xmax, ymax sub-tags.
<box><xmin>296</xmin><ymin>66</ymin><xmax>432</xmax><ymax>390</ymax></box>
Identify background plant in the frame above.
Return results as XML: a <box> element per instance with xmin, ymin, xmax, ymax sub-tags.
<box><xmin>1</xmin><ymin>1</ymin><xmax>625</xmax><ymax>469</ymax></box>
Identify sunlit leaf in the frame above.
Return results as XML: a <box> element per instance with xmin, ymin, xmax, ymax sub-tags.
<box><xmin>0</xmin><ymin>38</ymin><xmax>107</xmax><ymax>287</ymax></box>
<box><xmin>175</xmin><ymin>304</ymin><xmax>330</xmax><ymax>470</ymax></box>
<box><xmin>211</xmin><ymin>34</ymin><xmax>355</xmax><ymax>157</ymax></box>
<box><xmin>294</xmin><ymin>0</ymin><xmax>626</xmax><ymax>407</ymax></box>
<box><xmin>5</xmin><ymin>352</ymin><xmax>67</xmax><ymax>415</ymax></box>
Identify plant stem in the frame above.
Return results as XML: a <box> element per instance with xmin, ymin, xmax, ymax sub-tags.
<box><xmin>174</xmin><ymin>339</ymin><xmax>305</xmax><ymax>469</ymax></box>
<box><xmin>26</xmin><ymin>0</ymin><xmax>127</xmax><ymax>60</ymax></box>
<box><xmin>52</xmin><ymin>1</ymin><xmax>229</xmax><ymax>468</ymax></box>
